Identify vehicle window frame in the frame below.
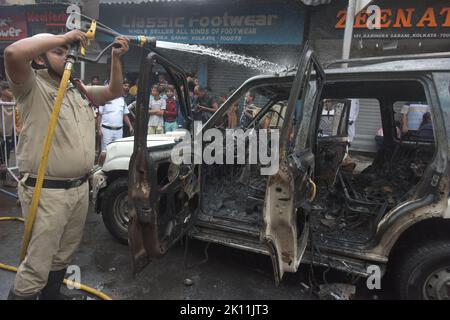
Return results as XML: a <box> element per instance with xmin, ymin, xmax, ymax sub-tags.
<box><xmin>316</xmin><ymin>99</ymin><xmax>351</xmax><ymax>139</ymax></box>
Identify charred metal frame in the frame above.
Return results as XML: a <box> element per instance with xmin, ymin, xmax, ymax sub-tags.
<box><xmin>125</xmin><ymin>43</ymin><xmax>449</xmax><ymax>278</ymax></box>
<box><xmin>128</xmin><ymin>50</ymin><xmax>197</xmax><ymax>273</ymax></box>
<box><xmin>195</xmin><ymin>64</ymin><xmax>449</xmax><ymax>274</ymax></box>
<box><xmin>304</xmin><ymin>71</ymin><xmax>449</xmax><ymax>264</ymax></box>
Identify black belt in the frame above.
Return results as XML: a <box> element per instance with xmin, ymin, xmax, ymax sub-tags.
<box><xmin>25</xmin><ymin>176</ymin><xmax>89</xmax><ymax>189</ymax></box>
<box><xmin>102</xmin><ymin>124</ymin><xmax>123</xmax><ymax>131</ymax></box>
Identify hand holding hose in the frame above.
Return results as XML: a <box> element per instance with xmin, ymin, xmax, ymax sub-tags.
<box><xmin>112</xmin><ymin>36</ymin><xmax>130</xmax><ymax>57</ymax></box>
<box><xmin>62</xmin><ymin>29</ymin><xmax>89</xmax><ymax>48</ymax></box>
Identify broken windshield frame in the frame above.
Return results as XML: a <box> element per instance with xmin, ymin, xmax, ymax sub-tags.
<box><xmin>202</xmin><ymin>74</ymin><xmax>296</xmax><ymax>132</ymax></box>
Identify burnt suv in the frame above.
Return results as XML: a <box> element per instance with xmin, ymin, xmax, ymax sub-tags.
<box><xmin>92</xmin><ymin>47</ymin><xmax>450</xmax><ymax>300</ymax></box>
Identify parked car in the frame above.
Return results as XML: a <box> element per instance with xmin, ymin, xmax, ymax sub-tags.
<box><xmin>92</xmin><ymin>47</ymin><xmax>450</xmax><ymax>300</ymax></box>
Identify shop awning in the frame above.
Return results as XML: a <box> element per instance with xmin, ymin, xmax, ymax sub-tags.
<box><xmin>99</xmin><ymin>0</ymin><xmax>183</xmax><ymax>3</ymax></box>
<box><xmin>100</xmin><ymin>0</ymin><xmax>333</xmax><ymax>4</ymax></box>
<box><xmin>300</xmin><ymin>0</ymin><xmax>332</xmax><ymax>5</ymax></box>
<box><xmin>0</xmin><ymin>0</ymin><xmax>334</xmax><ymax>6</ymax></box>
<box><xmin>1</xmin><ymin>0</ymin><xmax>336</xmax><ymax>6</ymax></box>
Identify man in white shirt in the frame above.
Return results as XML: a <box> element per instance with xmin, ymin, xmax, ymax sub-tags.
<box><xmin>341</xmin><ymin>99</ymin><xmax>360</xmax><ymax>172</ymax></box>
<box><xmin>348</xmin><ymin>99</ymin><xmax>360</xmax><ymax>144</ymax></box>
<box><xmin>97</xmin><ymin>96</ymin><xmax>133</xmax><ymax>164</ymax></box>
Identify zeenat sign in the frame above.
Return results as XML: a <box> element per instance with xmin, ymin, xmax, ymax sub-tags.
<box><xmin>0</xmin><ymin>14</ymin><xmax>27</xmax><ymax>41</ymax></box>
<box><xmin>336</xmin><ymin>7</ymin><xmax>450</xmax><ymax>29</ymax></box>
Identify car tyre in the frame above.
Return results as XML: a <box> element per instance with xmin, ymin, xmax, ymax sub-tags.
<box><xmin>393</xmin><ymin>240</ymin><xmax>450</xmax><ymax>300</ymax></box>
<box><xmin>101</xmin><ymin>177</ymin><xmax>129</xmax><ymax>245</ymax></box>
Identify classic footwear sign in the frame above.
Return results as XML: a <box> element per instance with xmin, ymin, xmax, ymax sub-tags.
<box><xmin>101</xmin><ymin>3</ymin><xmax>306</xmax><ymax>45</ymax></box>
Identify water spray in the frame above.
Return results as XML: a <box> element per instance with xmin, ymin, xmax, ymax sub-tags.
<box><xmin>68</xmin><ymin>11</ymin><xmax>283</xmax><ymax>73</ymax></box>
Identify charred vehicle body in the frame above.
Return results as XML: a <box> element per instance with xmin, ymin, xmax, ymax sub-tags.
<box><xmin>92</xmin><ymin>47</ymin><xmax>450</xmax><ymax>300</ymax></box>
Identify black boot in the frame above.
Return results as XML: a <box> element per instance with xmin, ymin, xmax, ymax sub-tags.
<box><xmin>39</xmin><ymin>268</ymin><xmax>67</xmax><ymax>300</ymax></box>
<box><xmin>7</xmin><ymin>288</ymin><xmax>39</xmax><ymax>300</ymax></box>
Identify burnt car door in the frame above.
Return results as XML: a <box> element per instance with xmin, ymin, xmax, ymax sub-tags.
<box><xmin>127</xmin><ymin>51</ymin><xmax>199</xmax><ymax>273</ymax></box>
<box><xmin>263</xmin><ymin>45</ymin><xmax>325</xmax><ymax>284</ymax></box>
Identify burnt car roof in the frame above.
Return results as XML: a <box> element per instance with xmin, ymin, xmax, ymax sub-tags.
<box><xmin>244</xmin><ymin>58</ymin><xmax>450</xmax><ymax>99</ymax></box>
<box><xmin>269</xmin><ymin>57</ymin><xmax>450</xmax><ymax>80</ymax></box>
<box><xmin>325</xmin><ymin>58</ymin><xmax>450</xmax><ymax>75</ymax></box>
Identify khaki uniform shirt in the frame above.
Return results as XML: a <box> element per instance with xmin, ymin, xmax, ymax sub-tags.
<box><xmin>7</xmin><ymin>69</ymin><xmax>103</xmax><ymax>179</ymax></box>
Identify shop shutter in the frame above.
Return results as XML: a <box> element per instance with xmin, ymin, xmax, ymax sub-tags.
<box><xmin>207</xmin><ymin>61</ymin><xmax>256</xmax><ymax>99</ymax></box>
<box><xmin>351</xmin><ymin>98</ymin><xmax>382</xmax><ymax>153</ymax></box>
<box><xmin>207</xmin><ymin>46</ymin><xmax>301</xmax><ymax>99</ymax></box>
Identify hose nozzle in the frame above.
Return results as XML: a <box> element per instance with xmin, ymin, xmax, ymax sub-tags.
<box><xmin>126</xmin><ymin>35</ymin><xmax>157</xmax><ymax>48</ymax></box>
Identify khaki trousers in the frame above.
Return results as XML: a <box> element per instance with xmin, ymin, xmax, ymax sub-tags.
<box><xmin>13</xmin><ymin>177</ymin><xmax>89</xmax><ymax>296</ymax></box>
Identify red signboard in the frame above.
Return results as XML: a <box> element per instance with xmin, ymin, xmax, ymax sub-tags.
<box><xmin>26</xmin><ymin>10</ymin><xmax>68</xmax><ymax>27</ymax></box>
<box><xmin>0</xmin><ymin>13</ymin><xmax>28</xmax><ymax>41</ymax></box>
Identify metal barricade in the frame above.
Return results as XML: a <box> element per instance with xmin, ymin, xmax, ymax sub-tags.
<box><xmin>1</xmin><ymin>101</ymin><xmax>19</xmax><ymax>198</ymax></box>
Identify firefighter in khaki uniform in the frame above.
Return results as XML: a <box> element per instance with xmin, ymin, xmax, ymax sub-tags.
<box><xmin>4</xmin><ymin>30</ymin><xmax>129</xmax><ymax>300</ymax></box>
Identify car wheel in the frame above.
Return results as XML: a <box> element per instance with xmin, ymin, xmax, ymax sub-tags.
<box><xmin>101</xmin><ymin>177</ymin><xmax>129</xmax><ymax>245</ymax></box>
<box><xmin>393</xmin><ymin>240</ymin><xmax>450</xmax><ymax>300</ymax></box>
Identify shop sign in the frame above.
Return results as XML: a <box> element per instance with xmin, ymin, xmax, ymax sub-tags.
<box><xmin>337</xmin><ymin>6</ymin><xmax>450</xmax><ymax>39</ymax></box>
<box><xmin>26</xmin><ymin>8</ymin><xmax>68</xmax><ymax>30</ymax></box>
<box><xmin>101</xmin><ymin>4</ymin><xmax>305</xmax><ymax>45</ymax></box>
<box><xmin>310</xmin><ymin>0</ymin><xmax>450</xmax><ymax>40</ymax></box>
<box><xmin>0</xmin><ymin>13</ymin><xmax>27</xmax><ymax>41</ymax></box>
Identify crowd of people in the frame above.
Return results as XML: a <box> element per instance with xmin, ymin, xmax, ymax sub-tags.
<box><xmin>2</xmin><ymin>66</ymin><xmax>256</xmax><ymax>174</ymax></box>
<box><xmin>2</xmin><ymin>68</ymin><xmax>437</xmax><ymax>179</ymax></box>
<box><xmin>91</xmin><ymin>72</ymin><xmax>202</xmax><ymax>163</ymax></box>
<box><xmin>89</xmin><ymin>71</ymin><xmax>272</xmax><ymax>164</ymax></box>
<box><xmin>0</xmin><ymin>69</ymin><xmax>297</xmax><ymax>182</ymax></box>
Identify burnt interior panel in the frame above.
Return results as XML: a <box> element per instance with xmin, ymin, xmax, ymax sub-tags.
<box><xmin>312</xmin><ymin>80</ymin><xmax>434</xmax><ymax>245</ymax></box>
<box><xmin>201</xmin><ymin>164</ymin><xmax>267</xmax><ymax>232</ymax></box>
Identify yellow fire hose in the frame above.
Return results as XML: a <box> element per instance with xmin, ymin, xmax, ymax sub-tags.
<box><xmin>19</xmin><ymin>62</ymin><xmax>74</xmax><ymax>262</ymax></box>
<box><xmin>0</xmin><ymin>264</ymin><xmax>113</xmax><ymax>300</ymax></box>
<box><xmin>0</xmin><ymin>217</ymin><xmax>112</xmax><ymax>300</ymax></box>
<box><xmin>0</xmin><ymin>217</ymin><xmax>24</xmax><ymax>222</ymax></box>
<box><xmin>307</xmin><ymin>178</ymin><xmax>317</xmax><ymax>202</ymax></box>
